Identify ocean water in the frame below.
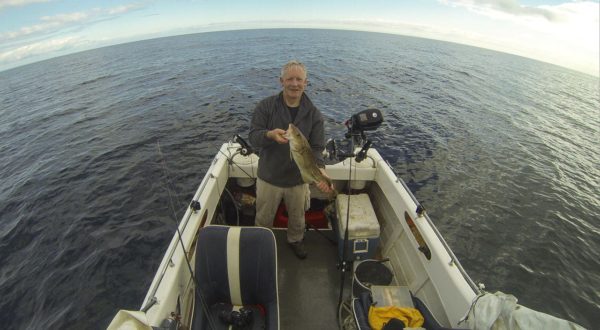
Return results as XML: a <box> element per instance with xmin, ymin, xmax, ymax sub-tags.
<box><xmin>0</xmin><ymin>29</ymin><xmax>598</xmax><ymax>329</ymax></box>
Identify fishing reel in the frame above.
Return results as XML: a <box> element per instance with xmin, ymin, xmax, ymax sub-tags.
<box><xmin>326</xmin><ymin>109</ymin><xmax>383</xmax><ymax>163</ymax></box>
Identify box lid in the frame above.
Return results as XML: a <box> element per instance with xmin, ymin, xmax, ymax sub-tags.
<box><xmin>371</xmin><ymin>286</ymin><xmax>414</xmax><ymax>308</ymax></box>
<box><xmin>336</xmin><ymin>194</ymin><xmax>380</xmax><ymax>238</ymax></box>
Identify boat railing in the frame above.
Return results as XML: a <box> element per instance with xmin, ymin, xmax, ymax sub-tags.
<box><xmin>393</xmin><ymin>166</ymin><xmax>482</xmax><ymax>295</ymax></box>
<box><xmin>141</xmin><ymin>153</ymin><xmax>221</xmax><ymax>311</ymax></box>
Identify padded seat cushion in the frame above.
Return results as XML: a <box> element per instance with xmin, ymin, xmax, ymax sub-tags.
<box><xmin>192</xmin><ymin>226</ymin><xmax>279</xmax><ymax>330</ymax></box>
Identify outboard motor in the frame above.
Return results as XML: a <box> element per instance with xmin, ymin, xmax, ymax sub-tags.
<box><xmin>329</xmin><ymin>109</ymin><xmax>383</xmax><ymax>161</ymax></box>
<box><xmin>233</xmin><ymin>134</ymin><xmax>254</xmax><ymax>156</ymax></box>
<box><xmin>347</xmin><ymin>108</ymin><xmax>383</xmax><ymax>133</ymax></box>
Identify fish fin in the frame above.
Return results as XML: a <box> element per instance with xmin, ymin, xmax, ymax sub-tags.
<box><xmin>300</xmin><ymin>171</ymin><xmax>313</xmax><ymax>184</ymax></box>
<box><xmin>328</xmin><ymin>189</ymin><xmax>338</xmax><ymax>200</ymax></box>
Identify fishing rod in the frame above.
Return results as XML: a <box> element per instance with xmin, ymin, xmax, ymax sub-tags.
<box><xmin>333</xmin><ymin>109</ymin><xmax>383</xmax><ymax>329</ymax></box>
<box><xmin>336</xmin><ymin>133</ymin><xmax>355</xmax><ymax>329</ymax></box>
<box><xmin>152</xmin><ymin>140</ymin><xmax>219</xmax><ymax>330</ymax></box>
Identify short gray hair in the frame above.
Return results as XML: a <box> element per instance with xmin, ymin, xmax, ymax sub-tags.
<box><xmin>280</xmin><ymin>60</ymin><xmax>307</xmax><ymax>78</ymax></box>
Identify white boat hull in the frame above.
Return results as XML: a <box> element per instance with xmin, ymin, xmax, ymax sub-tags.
<box><xmin>109</xmin><ymin>142</ymin><xmax>585</xmax><ymax>329</ymax></box>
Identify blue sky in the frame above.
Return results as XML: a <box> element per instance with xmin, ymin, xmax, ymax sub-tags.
<box><xmin>0</xmin><ymin>0</ymin><xmax>598</xmax><ymax>76</ymax></box>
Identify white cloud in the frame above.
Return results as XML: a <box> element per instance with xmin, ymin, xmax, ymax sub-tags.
<box><xmin>0</xmin><ymin>2</ymin><xmax>146</xmax><ymax>71</ymax></box>
<box><xmin>441</xmin><ymin>0</ymin><xmax>599</xmax><ymax>26</ymax></box>
<box><xmin>0</xmin><ymin>36</ymin><xmax>82</xmax><ymax>62</ymax></box>
<box><xmin>108</xmin><ymin>4</ymin><xmax>142</xmax><ymax>15</ymax></box>
<box><xmin>0</xmin><ymin>0</ymin><xmax>51</xmax><ymax>10</ymax></box>
<box><xmin>0</xmin><ymin>11</ymin><xmax>90</xmax><ymax>40</ymax></box>
<box><xmin>441</xmin><ymin>0</ymin><xmax>562</xmax><ymax>21</ymax></box>
<box><xmin>2</xmin><ymin>22</ymin><xmax>56</xmax><ymax>39</ymax></box>
<box><xmin>40</xmin><ymin>11</ymin><xmax>90</xmax><ymax>24</ymax></box>
<box><xmin>0</xmin><ymin>3</ymin><xmax>144</xmax><ymax>41</ymax></box>
<box><xmin>438</xmin><ymin>0</ymin><xmax>599</xmax><ymax>75</ymax></box>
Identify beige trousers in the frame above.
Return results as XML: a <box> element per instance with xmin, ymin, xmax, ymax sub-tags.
<box><xmin>255</xmin><ymin>178</ymin><xmax>309</xmax><ymax>243</ymax></box>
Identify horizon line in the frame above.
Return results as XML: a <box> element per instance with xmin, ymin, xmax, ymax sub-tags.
<box><xmin>0</xmin><ymin>26</ymin><xmax>598</xmax><ymax>78</ymax></box>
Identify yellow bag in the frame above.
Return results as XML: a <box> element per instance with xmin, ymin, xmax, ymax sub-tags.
<box><xmin>368</xmin><ymin>306</ymin><xmax>424</xmax><ymax>330</ymax></box>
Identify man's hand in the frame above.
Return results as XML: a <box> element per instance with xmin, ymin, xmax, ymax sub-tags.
<box><xmin>316</xmin><ymin>168</ymin><xmax>334</xmax><ymax>193</ymax></box>
<box><xmin>266</xmin><ymin>129</ymin><xmax>288</xmax><ymax>144</ymax></box>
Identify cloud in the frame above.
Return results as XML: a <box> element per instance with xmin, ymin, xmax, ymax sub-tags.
<box><xmin>108</xmin><ymin>4</ymin><xmax>142</xmax><ymax>15</ymax></box>
<box><xmin>0</xmin><ymin>2</ymin><xmax>145</xmax><ymax>70</ymax></box>
<box><xmin>446</xmin><ymin>0</ymin><xmax>599</xmax><ymax>54</ymax></box>
<box><xmin>0</xmin><ymin>36</ymin><xmax>82</xmax><ymax>62</ymax></box>
<box><xmin>0</xmin><ymin>12</ymin><xmax>88</xmax><ymax>40</ymax></box>
<box><xmin>0</xmin><ymin>3</ymin><xmax>144</xmax><ymax>41</ymax></box>
<box><xmin>441</xmin><ymin>0</ymin><xmax>562</xmax><ymax>21</ymax></box>
<box><xmin>41</xmin><ymin>11</ymin><xmax>90</xmax><ymax>24</ymax></box>
<box><xmin>437</xmin><ymin>0</ymin><xmax>599</xmax><ymax>75</ymax></box>
<box><xmin>0</xmin><ymin>0</ymin><xmax>51</xmax><ymax>11</ymax></box>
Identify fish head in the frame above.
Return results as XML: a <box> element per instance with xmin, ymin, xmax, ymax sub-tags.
<box><xmin>285</xmin><ymin>123</ymin><xmax>302</xmax><ymax>143</ymax></box>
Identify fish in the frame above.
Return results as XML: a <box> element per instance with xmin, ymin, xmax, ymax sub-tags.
<box><xmin>285</xmin><ymin>123</ymin><xmax>335</xmax><ymax>194</ymax></box>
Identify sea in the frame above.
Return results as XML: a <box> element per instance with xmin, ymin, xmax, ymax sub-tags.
<box><xmin>0</xmin><ymin>29</ymin><xmax>598</xmax><ymax>329</ymax></box>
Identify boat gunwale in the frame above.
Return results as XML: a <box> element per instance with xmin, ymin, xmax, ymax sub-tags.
<box><xmin>138</xmin><ymin>142</ymin><xmax>479</xmax><ymax>328</ymax></box>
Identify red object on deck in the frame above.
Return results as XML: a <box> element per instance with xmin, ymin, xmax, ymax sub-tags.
<box><xmin>273</xmin><ymin>203</ymin><xmax>328</xmax><ymax>229</ymax></box>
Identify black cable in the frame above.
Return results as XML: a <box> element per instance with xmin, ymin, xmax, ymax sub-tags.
<box><xmin>336</xmin><ymin>132</ymin><xmax>356</xmax><ymax>329</ymax></box>
<box><xmin>218</xmin><ymin>148</ymin><xmax>255</xmax><ymax>180</ymax></box>
<box><xmin>216</xmin><ymin>146</ymin><xmax>253</xmax><ymax>227</ymax></box>
<box><xmin>156</xmin><ymin>141</ymin><xmax>218</xmax><ymax>330</ymax></box>
<box><xmin>222</xmin><ymin>187</ymin><xmax>241</xmax><ymax>226</ymax></box>
<box><xmin>306</xmin><ymin>222</ymin><xmax>337</xmax><ymax>245</ymax></box>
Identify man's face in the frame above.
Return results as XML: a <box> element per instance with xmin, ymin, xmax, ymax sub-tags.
<box><xmin>280</xmin><ymin>65</ymin><xmax>307</xmax><ymax>101</ymax></box>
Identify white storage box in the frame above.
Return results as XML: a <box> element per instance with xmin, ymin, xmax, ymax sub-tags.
<box><xmin>371</xmin><ymin>286</ymin><xmax>414</xmax><ymax>308</ymax></box>
<box><xmin>335</xmin><ymin>194</ymin><xmax>380</xmax><ymax>260</ymax></box>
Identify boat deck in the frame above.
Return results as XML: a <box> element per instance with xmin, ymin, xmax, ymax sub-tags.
<box><xmin>273</xmin><ymin>228</ymin><xmax>351</xmax><ymax>329</ymax></box>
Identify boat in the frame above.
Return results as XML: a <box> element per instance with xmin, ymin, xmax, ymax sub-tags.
<box><xmin>108</xmin><ymin>110</ymin><xmax>585</xmax><ymax>330</ymax></box>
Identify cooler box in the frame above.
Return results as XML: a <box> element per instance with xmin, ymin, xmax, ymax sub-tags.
<box><xmin>335</xmin><ymin>194</ymin><xmax>380</xmax><ymax>260</ymax></box>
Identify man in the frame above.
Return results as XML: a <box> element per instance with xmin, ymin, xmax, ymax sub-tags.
<box><xmin>249</xmin><ymin>60</ymin><xmax>332</xmax><ymax>259</ymax></box>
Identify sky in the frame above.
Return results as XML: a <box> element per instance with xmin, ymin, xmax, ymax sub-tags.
<box><xmin>0</xmin><ymin>0</ymin><xmax>598</xmax><ymax>76</ymax></box>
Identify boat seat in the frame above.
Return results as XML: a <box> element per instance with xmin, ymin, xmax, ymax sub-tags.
<box><xmin>191</xmin><ymin>226</ymin><xmax>279</xmax><ymax>330</ymax></box>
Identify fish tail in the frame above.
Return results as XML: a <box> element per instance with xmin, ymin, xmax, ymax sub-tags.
<box><xmin>328</xmin><ymin>189</ymin><xmax>338</xmax><ymax>200</ymax></box>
